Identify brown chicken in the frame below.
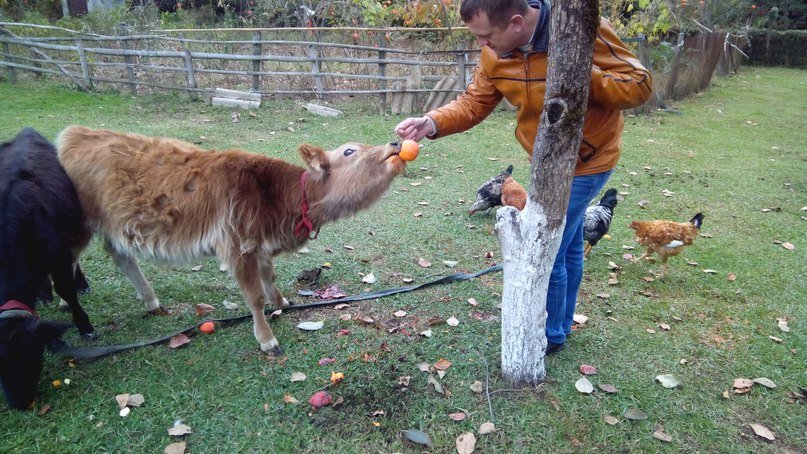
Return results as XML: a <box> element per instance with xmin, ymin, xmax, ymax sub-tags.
<box><xmin>630</xmin><ymin>213</ymin><xmax>705</xmax><ymax>277</ymax></box>
<box><xmin>501</xmin><ymin>174</ymin><xmax>527</xmax><ymax>211</ymax></box>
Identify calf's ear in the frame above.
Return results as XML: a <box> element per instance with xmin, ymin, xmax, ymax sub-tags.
<box><xmin>34</xmin><ymin>320</ymin><xmax>73</xmax><ymax>342</ymax></box>
<box><xmin>298</xmin><ymin>144</ymin><xmax>331</xmax><ymax>179</ymax></box>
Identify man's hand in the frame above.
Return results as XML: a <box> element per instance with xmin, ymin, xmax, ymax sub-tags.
<box><xmin>394</xmin><ymin>116</ymin><xmax>436</xmax><ymax>142</ymax></box>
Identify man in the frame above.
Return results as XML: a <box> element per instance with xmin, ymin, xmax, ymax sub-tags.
<box><xmin>395</xmin><ymin>0</ymin><xmax>652</xmax><ymax>355</ymax></box>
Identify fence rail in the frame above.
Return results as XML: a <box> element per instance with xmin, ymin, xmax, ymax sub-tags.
<box><xmin>0</xmin><ymin>22</ymin><xmax>746</xmax><ymax>114</ymax></box>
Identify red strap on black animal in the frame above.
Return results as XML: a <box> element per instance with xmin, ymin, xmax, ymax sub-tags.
<box><xmin>294</xmin><ymin>171</ymin><xmax>320</xmax><ymax>240</ymax></box>
<box><xmin>0</xmin><ymin>300</ymin><xmax>39</xmax><ymax>319</ymax></box>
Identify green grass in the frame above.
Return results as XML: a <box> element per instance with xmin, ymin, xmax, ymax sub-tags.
<box><xmin>1</xmin><ymin>66</ymin><xmax>805</xmax><ymax>453</ymax></box>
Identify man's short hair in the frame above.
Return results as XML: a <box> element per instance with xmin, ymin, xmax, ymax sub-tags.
<box><xmin>460</xmin><ymin>0</ymin><xmax>530</xmax><ymax>30</ymax></box>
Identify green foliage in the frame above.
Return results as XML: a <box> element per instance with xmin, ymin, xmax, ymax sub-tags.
<box><xmin>0</xmin><ymin>66</ymin><xmax>804</xmax><ymax>452</ymax></box>
<box><xmin>350</xmin><ymin>0</ymin><xmax>461</xmax><ymax>28</ymax></box>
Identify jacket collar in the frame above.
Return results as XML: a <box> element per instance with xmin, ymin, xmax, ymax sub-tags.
<box><xmin>502</xmin><ymin>0</ymin><xmax>552</xmax><ymax>57</ymax></box>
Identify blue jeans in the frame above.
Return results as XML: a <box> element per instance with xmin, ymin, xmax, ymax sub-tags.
<box><xmin>546</xmin><ymin>170</ymin><xmax>613</xmax><ymax>345</ymax></box>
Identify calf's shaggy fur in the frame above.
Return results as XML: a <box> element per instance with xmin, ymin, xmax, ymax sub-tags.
<box><xmin>57</xmin><ymin>126</ymin><xmax>407</xmax><ymax>353</ymax></box>
<box><xmin>1</xmin><ymin>128</ymin><xmax>93</xmax><ymax>409</ymax></box>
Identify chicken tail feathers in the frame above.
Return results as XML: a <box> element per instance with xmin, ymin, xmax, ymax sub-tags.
<box><xmin>597</xmin><ymin>188</ymin><xmax>619</xmax><ymax>210</ymax></box>
<box><xmin>505</xmin><ymin>165</ymin><xmax>513</xmax><ymax>175</ymax></box>
<box><xmin>690</xmin><ymin>212</ymin><xmax>705</xmax><ymax>229</ymax></box>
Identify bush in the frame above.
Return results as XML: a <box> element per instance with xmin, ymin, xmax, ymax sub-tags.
<box><xmin>746</xmin><ymin>29</ymin><xmax>807</xmax><ymax>66</ymax></box>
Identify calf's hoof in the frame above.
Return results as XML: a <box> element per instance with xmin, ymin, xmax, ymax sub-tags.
<box><xmin>260</xmin><ymin>337</ymin><xmax>282</xmax><ymax>356</ymax></box>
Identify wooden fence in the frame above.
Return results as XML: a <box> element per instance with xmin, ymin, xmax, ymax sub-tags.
<box><xmin>1</xmin><ymin>22</ymin><xmax>744</xmax><ymax>114</ymax></box>
<box><xmin>0</xmin><ymin>22</ymin><xmax>478</xmax><ymax>114</ymax></box>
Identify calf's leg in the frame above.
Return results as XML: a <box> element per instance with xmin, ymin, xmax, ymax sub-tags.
<box><xmin>259</xmin><ymin>257</ymin><xmax>289</xmax><ymax>309</ymax></box>
<box><xmin>51</xmin><ymin>261</ymin><xmax>95</xmax><ymax>339</ymax></box>
<box><xmin>104</xmin><ymin>238</ymin><xmax>163</xmax><ymax>314</ymax></box>
<box><xmin>232</xmin><ymin>252</ymin><xmax>280</xmax><ymax>354</ymax></box>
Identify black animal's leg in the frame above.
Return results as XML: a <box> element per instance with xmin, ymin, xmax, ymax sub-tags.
<box><xmin>51</xmin><ymin>262</ymin><xmax>96</xmax><ymax>339</ymax></box>
<box><xmin>74</xmin><ymin>263</ymin><xmax>91</xmax><ymax>294</ymax></box>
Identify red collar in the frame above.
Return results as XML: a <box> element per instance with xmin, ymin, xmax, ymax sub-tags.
<box><xmin>294</xmin><ymin>171</ymin><xmax>320</xmax><ymax>240</ymax></box>
<box><xmin>0</xmin><ymin>300</ymin><xmax>39</xmax><ymax>319</ymax></box>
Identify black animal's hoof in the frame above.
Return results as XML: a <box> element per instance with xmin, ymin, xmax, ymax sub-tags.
<box><xmin>270</xmin><ymin>346</ymin><xmax>284</xmax><ymax>357</ymax></box>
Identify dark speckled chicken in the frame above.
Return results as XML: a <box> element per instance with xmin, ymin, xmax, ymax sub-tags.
<box><xmin>469</xmin><ymin>165</ymin><xmax>514</xmax><ymax>215</ymax></box>
<box><xmin>583</xmin><ymin>188</ymin><xmax>618</xmax><ymax>257</ymax></box>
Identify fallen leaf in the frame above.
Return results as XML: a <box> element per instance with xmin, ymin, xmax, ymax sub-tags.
<box><xmin>479</xmin><ymin>422</ymin><xmax>496</xmax><ymax>434</ymax></box>
<box><xmin>448</xmin><ymin>412</ymin><xmax>466</xmax><ymax>421</ymax></box>
<box><xmin>733</xmin><ymin>378</ymin><xmax>754</xmax><ymax>389</ymax></box>
<box><xmin>37</xmin><ymin>404</ymin><xmax>51</xmax><ymax>416</ymax></box>
<box><xmin>361</xmin><ymin>272</ymin><xmax>376</xmax><ymax>284</ymax></box>
<box><xmin>402</xmin><ymin>429</ymin><xmax>433</xmax><ymax>448</ymax></box>
<box><xmin>749</xmin><ymin>423</ymin><xmax>775</xmax><ymax>441</ymax></box>
<box><xmin>434</xmin><ymin>359</ymin><xmax>452</xmax><ymax>371</ymax></box>
<box><xmin>427</xmin><ymin>374</ymin><xmax>444</xmax><ymax>394</ymax></box>
<box><xmin>417</xmin><ymin>362</ymin><xmax>431</xmax><ymax>373</ymax></box>
<box><xmin>417</xmin><ymin>257</ymin><xmax>432</xmax><ymax>268</ymax></box>
<box><xmin>646</xmin><ymin>328</ymin><xmax>656</xmax><ymax>334</ymax></box>
<box><xmin>164</xmin><ymin>442</ymin><xmax>187</xmax><ymax>454</ymax></box>
<box><xmin>167</xmin><ymin>422</ymin><xmax>192</xmax><ymax>436</ymax></box>
<box><xmin>394</xmin><ymin>310</ymin><xmax>407</xmax><ymax>317</ymax></box>
<box><xmin>623</xmin><ymin>253</ymin><xmax>635</xmax><ymax>260</ymax></box>
<box><xmin>655</xmin><ymin>374</ymin><xmax>681</xmax><ymax>388</ymax></box>
<box><xmin>194</xmin><ymin>303</ymin><xmax>215</xmax><ymax>316</ymax></box>
<box><xmin>456</xmin><ymin>432</ymin><xmax>476</xmax><ymax>454</ymax></box>
<box><xmin>575</xmin><ymin>377</ymin><xmax>594</xmax><ymax>394</ymax></box>
<box><xmin>467</xmin><ymin>298</ymin><xmax>478</xmax><ymax>306</ymax></box>
<box><xmin>127</xmin><ymin>394</ymin><xmax>145</xmax><ymax>407</ymax></box>
<box><xmin>282</xmin><ymin>394</ymin><xmax>298</xmax><ymax>404</ymax></box>
<box><xmin>318</xmin><ymin>357</ymin><xmax>336</xmax><ymax>366</ymax></box>
<box><xmin>446</xmin><ymin>316</ymin><xmax>460</xmax><ymax>327</ymax></box>
<box><xmin>624</xmin><ymin>408</ymin><xmax>647</xmax><ymax>420</ymax></box>
<box><xmin>608</xmin><ymin>278</ymin><xmax>620</xmax><ymax>285</ymax></box>
<box><xmin>470</xmin><ymin>380</ymin><xmax>484</xmax><ymax>394</ymax></box>
<box><xmin>727</xmin><ymin>272</ymin><xmax>737</xmax><ymax>281</ymax></box>
<box><xmin>768</xmin><ymin>335</ymin><xmax>783</xmax><ymax>343</ymax></box>
<box><xmin>597</xmin><ymin>293</ymin><xmax>610</xmax><ymax>299</ymax></box>
<box><xmin>607</xmin><ymin>261</ymin><xmax>621</xmax><ymax>270</ymax></box>
<box><xmin>290</xmin><ymin>372</ymin><xmax>306</xmax><ymax>382</ymax></box>
<box><xmin>753</xmin><ymin>377</ymin><xmax>777</xmax><ymax>388</ymax></box>
<box><xmin>420</xmin><ymin>329</ymin><xmax>432</xmax><ymax>337</ymax></box>
<box><xmin>598</xmin><ymin>383</ymin><xmax>618</xmax><ymax>393</ymax></box>
<box><xmin>781</xmin><ymin>242</ymin><xmax>794</xmax><ymax>250</ymax></box>
<box><xmin>330</xmin><ymin>371</ymin><xmax>345</xmax><ymax>384</ymax></box>
<box><xmin>703</xmin><ymin>269</ymin><xmax>717</xmax><ymax>274</ymax></box>
<box><xmin>222</xmin><ymin>299</ymin><xmax>239</xmax><ymax>310</ymax></box>
<box><xmin>659</xmin><ymin>323</ymin><xmax>671</xmax><ymax>331</ymax></box>
<box><xmin>168</xmin><ymin>334</ymin><xmax>191</xmax><ymax>349</ymax></box>
<box><xmin>308</xmin><ymin>391</ymin><xmax>332</xmax><ymax>408</ymax></box>
<box><xmin>333</xmin><ymin>303</ymin><xmax>350</xmax><ymax>310</ymax></box>
<box><xmin>397</xmin><ymin>376</ymin><xmax>411</xmax><ymax>387</ymax></box>
<box><xmin>573</xmin><ymin>313</ymin><xmax>589</xmax><ymax>325</ymax></box>
<box><xmin>297</xmin><ymin>321</ymin><xmax>324</xmax><ymax>331</ymax></box>
<box><xmin>643</xmin><ymin>276</ymin><xmax>655</xmax><ymax>282</ymax></box>
<box><xmin>115</xmin><ymin>394</ymin><xmax>129</xmax><ymax>409</ymax></box>
<box><xmin>314</xmin><ymin>285</ymin><xmax>346</xmax><ymax>299</ymax></box>
<box><xmin>442</xmin><ymin>260</ymin><xmax>458</xmax><ymax>267</ymax></box>
<box><xmin>604</xmin><ymin>415</ymin><xmax>619</xmax><ymax>425</ymax></box>
<box><xmin>339</xmin><ymin>314</ymin><xmax>351</xmax><ymax>321</ymax></box>
<box><xmin>777</xmin><ymin>319</ymin><xmax>790</xmax><ymax>332</ymax></box>
<box><xmin>579</xmin><ymin>364</ymin><xmax>597</xmax><ymax>375</ymax></box>
<box><xmin>652</xmin><ymin>428</ymin><xmax>673</xmax><ymax>442</ymax></box>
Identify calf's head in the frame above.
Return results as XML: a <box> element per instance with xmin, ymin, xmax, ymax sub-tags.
<box><xmin>299</xmin><ymin>142</ymin><xmax>407</xmax><ymax>223</ymax></box>
<box><xmin>0</xmin><ymin>317</ymin><xmax>71</xmax><ymax>409</ymax></box>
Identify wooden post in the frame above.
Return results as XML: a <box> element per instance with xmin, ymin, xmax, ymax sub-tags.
<box><xmin>456</xmin><ymin>42</ymin><xmax>468</xmax><ymax>88</ymax></box>
<box><xmin>636</xmin><ymin>34</ymin><xmax>650</xmax><ymax>71</ymax></box>
<box><xmin>306</xmin><ymin>42</ymin><xmax>323</xmax><ymax>96</ymax></box>
<box><xmin>251</xmin><ymin>30</ymin><xmax>262</xmax><ymax>92</ymax></box>
<box><xmin>117</xmin><ymin>23</ymin><xmax>137</xmax><ymax>96</ymax></box>
<box><xmin>76</xmin><ymin>38</ymin><xmax>93</xmax><ymax>89</ymax></box>
<box><xmin>2</xmin><ymin>41</ymin><xmax>17</xmax><ymax>83</ymax></box>
<box><xmin>377</xmin><ymin>33</ymin><xmax>387</xmax><ymax>115</ymax></box>
<box><xmin>180</xmin><ymin>33</ymin><xmax>197</xmax><ymax>101</ymax></box>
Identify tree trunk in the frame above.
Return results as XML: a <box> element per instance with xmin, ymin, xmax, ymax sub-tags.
<box><xmin>496</xmin><ymin>0</ymin><xmax>600</xmax><ymax>386</ymax></box>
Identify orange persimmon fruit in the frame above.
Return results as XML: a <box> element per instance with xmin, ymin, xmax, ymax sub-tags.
<box><xmin>399</xmin><ymin>139</ymin><xmax>419</xmax><ymax>161</ymax></box>
<box><xmin>200</xmin><ymin>321</ymin><xmax>215</xmax><ymax>334</ymax></box>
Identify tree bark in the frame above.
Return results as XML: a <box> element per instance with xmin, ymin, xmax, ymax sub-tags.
<box><xmin>496</xmin><ymin>0</ymin><xmax>600</xmax><ymax>386</ymax></box>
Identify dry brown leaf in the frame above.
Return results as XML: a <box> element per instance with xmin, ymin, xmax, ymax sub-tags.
<box><xmin>446</xmin><ymin>316</ymin><xmax>460</xmax><ymax>326</ymax></box>
<box><xmin>448</xmin><ymin>412</ymin><xmax>467</xmax><ymax>421</ymax></box>
<box><xmin>652</xmin><ymin>428</ymin><xmax>673</xmax><ymax>442</ymax></box>
<box><xmin>733</xmin><ymin>378</ymin><xmax>754</xmax><ymax>389</ymax></box>
<box><xmin>417</xmin><ymin>362</ymin><xmax>431</xmax><ymax>373</ymax></box>
<box><xmin>37</xmin><ymin>403</ymin><xmax>51</xmax><ymax>416</ymax></box>
<box><xmin>659</xmin><ymin>323</ymin><xmax>671</xmax><ymax>331</ymax></box>
<box><xmin>598</xmin><ymin>383</ymin><xmax>618</xmax><ymax>393</ymax></box>
<box><xmin>749</xmin><ymin>423</ymin><xmax>775</xmax><ymax>440</ymax></box>
<box><xmin>469</xmin><ymin>380</ymin><xmax>484</xmax><ymax>394</ymax></box>
<box><xmin>456</xmin><ymin>432</ymin><xmax>476</xmax><ymax>454</ymax></box>
<box><xmin>164</xmin><ymin>442</ymin><xmax>187</xmax><ymax>454</ymax></box>
<box><xmin>282</xmin><ymin>394</ymin><xmax>298</xmax><ymax>404</ymax></box>
<box><xmin>417</xmin><ymin>257</ymin><xmax>432</xmax><ymax>268</ymax></box>
<box><xmin>308</xmin><ymin>391</ymin><xmax>332</xmax><ymax>408</ymax></box>
<box><xmin>168</xmin><ymin>334</ymin><xmax>191</xmax><ymax>349</ymax></box>
<box><xmin>434</xmin><ymin>359</ymin><xmax>452</xmax><ymax>371</ymax></box>
<box><xmin>115</xmin><ymin>393</ymin><xmax>129</xmax><ymax>409</ymax></box>
<box><xmin>427</xmin><ymin>374</ymin><xmax>444</xmax><ymax>394</ymax></box>
<box><xmin>290</xmin><ymin>372</ymin><xmax>306</xmax><ymax>382</ymax></box>
<box><xmin>394</xmin><ymin>310</ymin><xmax>407</xmax><ymax>317</ymax></box>
<box><xmin>753</xmin><ymin>377</ymin><xmax>777</xmax><ymax>388</ymax></box>
<box><xmin>604</xmin><ymin>415</ymin><xmax>619</xmax><ymax>425</ymax></box>
<box><xmin>127</xmin><ymin>394</ymin><xmax>145</xmax><ymax>407</ymax></box>
<box><xmin>167</xmin><ymin>422</ymin><xmax>192</xmax><ymax>436</ymax></box>
<box><xmin>768</xmin><ymin>335</ymin><xmax>783</xmax><ymax>343</ymax></box>
<box><xmin>579</xmin><ymin>364</ymin><xmax>597</xmax><ymax>375</ymax></box>
<box><xmin>573</xmin><ymin>313</ymin><xmax>589</xmax><ymax>325</ymax></box>
<box><xmin>597</xmin><ymin>293</ymin><xmax>610</xmax><ymax>299</ymax></box>
<box><xmin>467</xmin><ymin>298</ymin><xmax>478</xmax><ymax>306</ymax></box>
<box><xmin>479</xmin><ymin>422</ymin><xmax>496</xmax><ymax>434</ymax></box>
<box><xmin>194</xmin><ymin>303</ymin><xmax>215</xmax><ymax>316</ymax></box>
<box><xmin>727</xmin><ymin>272</ymin><xmax>737</xmax><ymax>281</ymax></box>
<box><xmin>781</xmin><ymin>242</ymin><xmax>795</xmax><ymax>250</ymax></box>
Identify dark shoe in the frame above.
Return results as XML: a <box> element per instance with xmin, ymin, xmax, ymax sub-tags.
<box><xmin>546</xmin><ymin>342</ymin><xmax>565</xmax><ymax>356</ymax></box>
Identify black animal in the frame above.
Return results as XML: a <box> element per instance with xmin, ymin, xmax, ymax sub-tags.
<box><xmin>583</xmin><ymin>188</ymin><xmax>619</xmax><ymax>257</ymax></box>
<box><xmin>469</xmin><ymin>165</ymin><xmax>514</xmax><ymax>215</ymax></box>
<box><xmin>0</xmin><ymin>128</ymin><xmax>94</xmax><ymax>409</ymax></box>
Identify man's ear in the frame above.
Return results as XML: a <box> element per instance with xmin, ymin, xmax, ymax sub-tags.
<box><xmin>298</xmin><ymin>144</ymin><xmax>331</xmax><ymax>179</ymax></box>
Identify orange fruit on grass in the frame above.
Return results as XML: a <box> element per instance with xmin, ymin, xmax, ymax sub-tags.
<box><xmin>399</xmin><ymin>139</ymin><xmax>419</xmax><ymax>161</ymax></box>
<box><xmin>200</xmin><ymin>321</ymin><xmax>215</xmax><ymax>334</ymax></box>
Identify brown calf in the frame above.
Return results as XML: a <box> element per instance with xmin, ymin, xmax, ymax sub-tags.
<box><xmin>56</xmin><ymin>126</ymin><xmax>407</xmax><ymax>353</ymax></box>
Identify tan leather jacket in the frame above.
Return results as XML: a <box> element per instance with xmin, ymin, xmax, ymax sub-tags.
<box><xmin>427</xmin><ymin>3</ymin><xmax>653</xmax><ymax>176</ymax></box>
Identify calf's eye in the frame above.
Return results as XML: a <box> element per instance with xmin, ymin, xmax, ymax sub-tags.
<box><xmin>344</xmin><ymin>148</ymin><xmax>357</xmax><ymax>157</ymax></box>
